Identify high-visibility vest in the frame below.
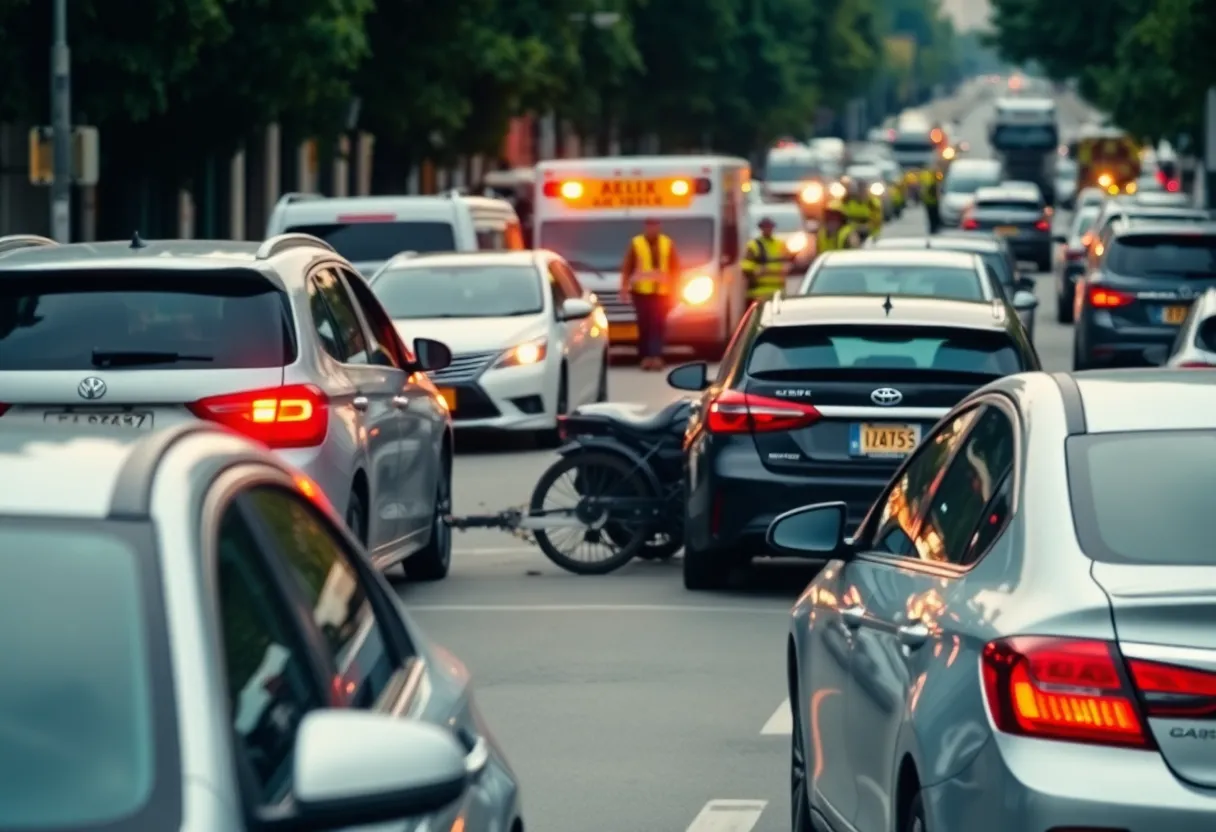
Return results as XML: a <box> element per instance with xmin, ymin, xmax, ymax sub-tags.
<box><xmin>630</xmin><ymin>234</ymin><xmax>673</xmax><ymax>295</ymax></box>
<box><xmin>817</xmin><ymin>225</ymin><xmax>855</xmax><ymax>253</ymax></box>
<box><xmin>743</xmin><ymin>236</ymin><xmax>788</xmax><ymax>299</ymax></box>
<box><xmin>920</xmin><ymin>170</ymin><xmax>939</xmax><ymax>204</ymax></box>
<box><xmin>842</xmin><ymin>198</ymin><xmax>873</xmax><ymax>226</ymax></box>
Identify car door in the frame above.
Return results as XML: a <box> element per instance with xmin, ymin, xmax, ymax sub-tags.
<box><xmin>845</xmin><ymin>403</ymin><xmax>1016</xmax><ymax>832</ymax></box>
<box><xmin>550</xmin><ymin>258</ymin><xmax>595</xmax><ymax>404</ymax></box>
<box><xmin>836</xmin><ymin>406</ymin><xmax>981</xmax><ymax>832</ymax></box>
<box><xmin>308</xmin><ymin>267</ymin><xmax>406</xmax><ymax>552</ymax></box>
<box><xmin>338</xmin><ymin>266</ymin><xmax>439</xmax><ymax>547</ymax></box>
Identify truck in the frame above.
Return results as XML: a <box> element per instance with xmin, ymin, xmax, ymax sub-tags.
<box><xmin>1068</xmin><ymin>125</ymin><xmax>1140</xmax><ymax>196</ymax></box>
<box><xmin>989</xmin><ymin>96</ymin><xmax>1059</xmax><ymax>204</ymax></box>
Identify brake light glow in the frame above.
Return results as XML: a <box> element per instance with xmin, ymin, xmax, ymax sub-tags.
<box><xmin>187</xmin><ymin>384</ymin><xmax>329</xmax><ymax>448</ymax></box>
<box><xmin>1167</xmin><ymin>180</ymin><xmax>1180</xmax><ymax>192</ymax></box>
<box><xmin>1128</xmin><ymin>656</ymin><xmax>1216</xmax><ymax>716</ymax></box>
<box><xmin>1035</xmin><ymin>218</ymin><xmax>1050</xmax><ymax>231</ymax></box>
<box><xmin>1088</xmin><ymin>285</ymin><xmax>1134</xmax><ymax>308</ymax></box>
<box><xmin>1178</xmin><ymin>361</ymin><xmax>1215</xmax><ymax>369</ymax></box>
<box><xmin>962</xmin><ymin>217</ymin><xmax>978</xmax><ymax>230</ymax></box>
<box><xmin>705</xmin><ymin>390</ymin><xmax>820</xmax><ymax>434</ymax></box>
<box><xmin>1081</xmin><ymin>232</ymin><xmax>1093</xmax><ymax>248</ymax></box>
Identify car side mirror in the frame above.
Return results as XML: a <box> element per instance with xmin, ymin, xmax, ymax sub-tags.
<box><xmin>666</xmin><ymin>361</ymin><xmax>709</xmax><ymax>391</ymax></box>
<box><xmin>1142</xmin><ymin>344</ymin><xmax>1169</xmax><ymax>365</ymax></box>
<box><xmin>413</xmin><ymin>337</ymin><xmax>452</xmax><ymax>372</ymax></box>
<box><xmin>560</xmin><ymin>297</ymin><xmax>593</xmax><ymax>320</ymax></box>
<box><xmin>1012</xmin><ymin>290</ymin><xmax>1039</xmax><ymax>310</ymax></box>
<box><xmin>766</xmin><ymin>502</ymin><xmax>852</xmax><ymax>558</ymax></box>
<box><xmin>262</xmin><ymin>711</ymin><xmax>468</xmax><ymax>832</ymax></box>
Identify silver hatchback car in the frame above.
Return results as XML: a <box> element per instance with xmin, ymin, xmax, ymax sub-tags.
<box><xmin>0</xmin><ymin>423</ymin><xmax>523</xmax><ymax>831</ymax></box>
<box><xmin>0</xmin><ymin>233</ymin><xmax>455</xmax><ymax>579</ymax></box>
<box><xmin>774</xmin><ymin>369</ymin><xmax>1216</xmax><ymax>832</ymax></box>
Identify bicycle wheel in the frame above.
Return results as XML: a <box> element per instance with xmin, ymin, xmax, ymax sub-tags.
<box><xmin>529</xmin><ymin>451</ymin><xmax>651</xmax><ymax>574</ymax></box>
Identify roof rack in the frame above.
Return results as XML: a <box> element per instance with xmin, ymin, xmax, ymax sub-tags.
<box><xmin>256</xmin><ymin>233</ymin><xmax>335</xmax><ymax>259</ymax></box>
<box><xmin>0</xmin><ymin>234</ymin><xmax>57</xmax><ymax>254</ymax></box>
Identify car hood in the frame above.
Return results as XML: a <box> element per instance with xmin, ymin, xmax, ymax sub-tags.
<box><xmin>393</xmin><ymin>315</ymin><xmax>547</xmax><ymax>354</ymax></box>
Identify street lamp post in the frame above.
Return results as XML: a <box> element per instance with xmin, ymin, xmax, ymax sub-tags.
<box><xmin>50</xmin><ymin>0</ymin><xmax>72</xmax><ymax>242</ymax></box>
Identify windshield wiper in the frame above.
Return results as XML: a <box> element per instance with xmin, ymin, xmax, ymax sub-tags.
<box><xmin>91</xmin><ymin>349</ymin><xmax>215</xmax><ymax>367</ymax></box>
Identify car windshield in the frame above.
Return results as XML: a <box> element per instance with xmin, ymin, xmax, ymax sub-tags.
<box><xmin>748</xmin><ymin>325</ymin><xmax>1022</xmax><ymax>377</ymax></box>
<box><xmin>1067</xmin><ymin>431</ymin><xmax>1213</xmax><ymax>565</ymax></box>
<box><xmin>805</xmin><ymin>266</ymin><xmax>983</xmax><ymax>301</ymax></box>
<box><xmin>944</xmin><ymin>171</ymin><xmax>1001</xmax><ymax>194</ymax></box>
<box><xmin>285</xmin><ymin>221</ymin><xmax>457</xmax><ymax>262</ymax></box>
<box><xmin>0</xmin><ymin>270</ymin><xmax>294</xmax><ymax>371</ymax></box>
<box><xmin>992</xmin><ymin>124</ymin><xmax>1058</xmax><ymax>149</ymax></box>
<box><xmin>892</xmin><ymin>137</ymin><xmax>934</xmax><ymax>152</ymax></box>
<box><xmin>0</xmin><ymin>525</ymin><xmax>168</xmax><ymax>829</ymax></box>
<box><xmin>372</xmin><ymin>264</ymin><xmax>544</xmax><ymax>318</ymax></box>
<box><xmin>765</xmin><ymin>161</ymin><xmax>823</xmax><ymax>182</ymax></box>
<box><xmin>537</xmin><ymin>217</ymin><xmax>714</xmax><ymax>271</ymax></box>
<box><xmin>1107</xmin><ymin>235</ymin><xmax>1216</xmax><ymax>278</ymax></box>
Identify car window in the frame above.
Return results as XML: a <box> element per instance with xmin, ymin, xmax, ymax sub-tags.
<box><xmin>864</xmin><ymin>408</ymin><xmax>980</xmax><ymax>556</ymax></box>
<box><xmin>547</xmin><ymin>262</ymin><xmax>574</xmax><ymax>309</ymax></box>
<box><xmin>244</xmin><ymin>487</ymin><xmax>407</xmax><ymax>709</ymax></box>
<box><xmin>307</xmin><ymin>281</ymin><xmax>347</xmax><ymax>362</ymax></box>
<box><xmin>285</xmin><ymin>221</ymin><xmax>457</xmax><ymax>261</ymax></box>
<box><xmin>1106</xmin><ymin>234</ymin><xmax>1216</xmax><ymax>278</ymax></box>
<box><xmin>310</xmin><ymin>268</ymin><xmax>369</xmax><ymax>363</ymax></box>
<box><xmin>476</xmin><ymin>227</ymin><xmax>506</xmax><ymax>250</ymax></box>
<box><xmin>913</xmin><ymin>406</ymin><xmax>1016</xmax><ymax>565</ymax></box>
<box><xmin>217</xmin><ymin>506</ymin><xmax>326</xmax><ymax>804</ymax></box>
<box><xmin>340</xmin><ymin>268</ymin><xmax>403</xmax><ymax>368</ymax></box>
<box><xmin>807</xmin><ymin>266</ymin><xmax>984</xmax><ymax>301</ymax></box>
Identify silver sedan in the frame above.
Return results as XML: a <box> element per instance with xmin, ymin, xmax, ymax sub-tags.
<box><xmin>0</xmin><ymin>423</ymin><xmax>522</xmax><ymax>832</ymax></box>
<box><xmin>775</xmin><ymin>369</ymin><xmax>1216</xmax><ymax>832</ymax></box>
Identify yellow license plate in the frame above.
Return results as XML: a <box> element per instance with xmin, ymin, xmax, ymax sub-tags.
<box><xmin>995</xmin><ymin>226</ymin><xmax>1018</xmax><ymax>236</ymax></box>
<box><xmin>437</xmin><ymin>387</ymin><xmax>457</xmax><ymax>410</ymax></box>
<box><xmin>609</xmin><ymin>323</ymin><xmax>639</xmax><ymax>342</ymax></box>
<box><xmin>853</xmin><ymin>423</ymin><xmax>921</xmax><ymax>456</ymax></box>
<box><xmin>570</xmin><ymin>178</ymin><xmax>696</xmax><ymax>210</ymax></box>
<box><xmin>1162</xmin><ymin>305</ymin><xmax>1189</xmax><ymax>324</ymax></box>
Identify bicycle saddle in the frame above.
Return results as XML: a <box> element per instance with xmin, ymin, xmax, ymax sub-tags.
<box><xmin>566</xmin><ymin>399</ymin><xmax>690</xmax><ymax>433</ymax></box>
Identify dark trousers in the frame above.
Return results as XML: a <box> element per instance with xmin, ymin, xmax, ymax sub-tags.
<box><xmin>633</xmin><ymin>293</ymin><xmax>669</xmax><ymax>359</ymax></box>
<box><xmin>925</xmin><ymin>202</ymin><xmax>941</xmax><ymax>234</ymax></box>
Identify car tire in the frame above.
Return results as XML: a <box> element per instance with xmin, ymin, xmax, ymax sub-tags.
<box><xmin>1072</xmin><ymin>337</ymin><xmax>1090</xmax><ymax>371</ymax></box>
<box><xmin>1037</xmin><ymin>257</ymin><xmax>1052</xmax><ymax>273</ymax></box>
<box><xmin>790</xmin><ymin>674</ymin><xmax>814</xmax><ymax>832</ymax></box>
<box><xmin>534</xmin><ymin>367</ymin><xmax>569</xmax><ymax>448</ymax></box>
<box><xmin>345</xmin><ymin>488</ymin><xmax>369</xmax><ymax>547</ymax></box>
<box><xmin>1056</xmin><ymin>287</ymin><xmax>1074</xmax><ymax>324</ymax></box>
<box><xmin>682</xmin><ymin>539</ymin><xmax>731</xmax><ymax>590</ymax></box>
<box><xmin>595</xmin><ymin>354</ymin><xmax>609</xmax><ymax>402</ymax></box>
<box><xmin>405</xmin><ymin>461</ymin><xmax>452</xmax><ymax>582</ymax></box>
<box><xmin>904</xmin><ymin>793</ymin><xmax>927</xmax><ymax>832</ymax></box>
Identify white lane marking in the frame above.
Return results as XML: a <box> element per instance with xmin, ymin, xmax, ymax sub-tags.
<box><xmin>685</xmin><ymin>799</ymin><xmax>767</xmax><ymax>832</ymax></box>
<box><xmin>405</xmin><ymin>603</ymin><xmax>786</xmax><ymax>614</ymax></box>
<box><xmin>760</xmin><ymin>698</ymin><xmax>792</xmax><ymax>735</ymax></box>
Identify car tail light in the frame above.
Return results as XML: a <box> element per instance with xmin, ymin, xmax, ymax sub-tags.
<box><xmin>1127</xmin><ymin>656</ymin><xmax>1216</xmax><ymax>717</ymax></box>
<box><xmin>187</xmin><ymin>384</ymin><xmax>329</xmax><ymax>448</ymax></box>
<box><xmin>981</xmin><ymin>637</ymin><xmax>1152</xmax><ymax>749</ymax></box>
<box><xmin>962</xmin><ymin>217</ymin><xmax>978</xmax><ymax>230</ymax></box>
<box><xmin>1035</xmin><ymin>218</ymin><xmax>1050</xmax><ymax>231</ymax></box>
<box><xmin>1167</xmin><ymin>180</ymin><xmax>1180</xmax><ymax>192</ymax></box>
<box><xmin>705</xmin><ymin>390</ymin><xmax>820</xmax><ymax>434</ymax></box>
<box><xmin>1087</xmin><ymin>285</ymin><xmax>1134</xmax><ymax>308</ymax></box>
<box><xmin>1178</xmin><ymin>361</ymin><xmax>1216</xmax><ymax>369</ymax></box>
<box><xmin>542</xmin><ymin>180</ymin><xmax>585</xmax><ymax>199</ymax></box>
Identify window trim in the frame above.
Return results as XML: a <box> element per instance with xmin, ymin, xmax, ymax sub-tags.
<box><xmin>337</xmin><ymin>266</ymin><xmax>413</xmax><ymax>369</ymax></box>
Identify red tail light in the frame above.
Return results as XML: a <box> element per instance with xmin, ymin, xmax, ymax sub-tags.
<box><xmin>1167</xmin><ymin>180</ymin><xmax>1180</xmax><ymax>192</ymax></box>
<box><xmin>981</xmin><ymin>637</ymin><xmax>1151</xmax><ymax>749</ymax></box>
<box><xmin>1178</xmin><ymin>361</ymin><xmax>1215</xmax><ymax>369</ymax></box>
<box><xmin>1087</xmin><ymin>285</ymin><xmax>1134</xmax><ymax>308</ymax></box>
<box><xmin>188</xmin><ymin>384</ymin><xmax>329</xmax><ymax>448</ymax></box>
<box><xmin>962</xmin><ymin>217</ymin><xmax>979</xmax><ymax>230</ymax></box>
<box><xmin>1035</xmin><ymin>218</ymin><xmax>1050</xmax><ymax>231</ymax></box>
<box><xmin>705</xmin><ymin>390</ymin><xmax>820</xmax><ymax>434</ymax></box>
<box><xmin>1127</xmin><ymin>656</ymin><xmax>1216</xmax><ymax>717</ymax></box>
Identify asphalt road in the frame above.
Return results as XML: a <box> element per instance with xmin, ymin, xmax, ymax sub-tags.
<box><xmin>396</xmin><ymin>83</ymin><xmax>1085</xmax><ymax>832</ymax></box>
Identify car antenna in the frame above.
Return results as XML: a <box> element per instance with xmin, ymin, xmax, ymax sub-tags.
<box><xmin>882</xmin><ymin>294</ymin><xmax>893</xmax><ymax>315</ymax></box>
<box><xmin>130</xmin><ymin>231</ymin><xmax>146</xmax><ymax>249</ymax></box>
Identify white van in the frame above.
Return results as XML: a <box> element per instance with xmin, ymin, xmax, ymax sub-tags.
<box><xmin>533</xmin><ymin>155</ymin><xmax>750</xmax><ymax>355</ymax></box>
<box><xmin>265</xmin><ymin>192</ymin><xmax>524</xmax><ymax>274</ymax></box>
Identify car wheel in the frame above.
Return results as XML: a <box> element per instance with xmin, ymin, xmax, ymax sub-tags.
<box><xmin>682</xmin><ymin>539</ymin><xmax>731</xmax><ymax>590</ymax></box>
<box><xmin>905</xmin><ymin>793</ymin><xmax>927</xmax><ymax>832</ymax></box>
<box><xmin>405</xmin><ymin>461</ymin><xmax>452</xmax><ymax>581</ymax></box>
<box><xmin>1037</xmin><ymin>257</ymin><xmax>1052</xmax><ymax>273</ymax></box>
<box><xmin>345</xmin><ymin>488</ymin><xmax>368</xmax><ymax>547</ymax></box>
<box><xmin>595</xmin><ymin>354</ymin><xmax>609</xmax><ymax>402</ymax></box>
<box><xmin>1056</xmin><ymin>287</ymin><xmax>1074</xmax><ymax>323</ymax></box>
<box><xmin>1072</xmin><ymin>337</ymin><xmax>1090</xmax><ymax>371</ymax></box>
<box><xmin>790</xmin><ymin>676</ymin><xmax>813</xmax><ymax>832</ymax></box>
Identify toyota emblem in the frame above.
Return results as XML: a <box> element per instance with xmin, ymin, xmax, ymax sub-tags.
<box><xmin>871</xmin><ymin>387</ymin><xmax>902</xmax><ymax>406</ymax></box>
<box><xmin>77</xmin><ymin>376</ymin><xmax>107</xmax><ymax>400</ymax></box>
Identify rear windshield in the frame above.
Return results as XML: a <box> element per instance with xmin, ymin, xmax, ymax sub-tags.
<box><xmin>372</xmin><ymin>265</ymin><xmax>543</xmax><ymax>319</ymax></box>
<box><xmin>285</xmin><ymin>221</ymin><xmax>457</xmax><ymax>262</ymax></box>
<box><xmin>943</xmin><ymin>172</ymin><xmax>1001</xmax><ymax>193</ymax></box>
<box><xmin>807</xmin><ymin>266</ymin><xmax>983</xmax><ymax>301</ymax></box>
<box><xmin>892</xmin><ymin>137</ymin><xmax>934</xmax><ymax>153</ymax></box>
<box><xmin>992</xmin><ymin>124</ymin><xmax>1058</xmax><ymax>149</ymax></box>
<box><xmin>537</xmin><ymin>217</ymin><xmax>714</xmax><ymax>272</ymax></box>
<box><xmin>747</xmin><ymin>325</ymin><xmax>1022</xmax><ymax>377</ymax></box>
<box><xmin>1067</xmin><ymin>431</ymin><xmax>1213</xmax><ymax>565</ymax></box>
<box><xmin>0</xmin><ymin>524</ymin><xmax>173</xmax><ymax>829</ymax></box>
<box><xmin>975</xmin><ymin>200</ymin><xmax>1040</xmax><ymax>212</ymax></box>
<box><xmin>1106</xmin><ymin>235</ymin><xmax>1216</xmax><ymax>278</ymax></box>
<box><xmin>0</xmin><ymin>270</ymin><xmax>294</xmax><ymax>371</ymax></box>
<box><xmin>765</xmin><ymin>161</ymin><xmax>823</xmax><ymax>182</ymax></box>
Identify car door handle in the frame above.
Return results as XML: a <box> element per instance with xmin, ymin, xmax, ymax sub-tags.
<box><xmin>840</xmin><ymin>605</ymin><xmax>865</xmax><ymax>628</ymax></box>
<box><xmin>352</xmin><ymin>395</ymin><xmax>369</xmax><ymax>412</ymax></box>
<box><xmin>897</xmin><ymin>622</ymin><xmax>930</xmax><ymax>649</ymax></box>
<box><xmin>392</xmin><ymin>395</ymin><xmax>409</xmax><ymax>409</ymax></box>
<box><xmin>462</xmin><ymin>733</ymin><xmax>489</xmax><ymax>778</ymax></box>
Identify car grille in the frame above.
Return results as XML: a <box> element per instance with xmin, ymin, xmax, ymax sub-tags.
<box><xmin>595</xmin><ymin>290</ymin><xmax>636</xmax><ymax>323</ymax></box>
<box><xmin>426</xmin><ymin>350</ymin><xmax>498</xmax><ymax>384</ymax></box>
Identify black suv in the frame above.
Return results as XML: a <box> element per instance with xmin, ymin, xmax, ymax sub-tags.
<box><xmin>667</xmin><ymin>293</ymin><xmax>1040</xmax><ymax>590</ymax></box>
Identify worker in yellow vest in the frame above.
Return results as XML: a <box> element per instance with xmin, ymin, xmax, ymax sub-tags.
<box><xmin>620</xmin><ymin>217</ymin><xmax>681</xmax><ymax>370</ymax></box>
<box><xmin>921</xmin><ymin>166</ymin><xmax>941</xmax><ymax>233</ymax></box>
<box><xmin>742</xmin><ymin>217</ymin><xmax>793</xmax><ymax>303</ymax></box>
<box><xmin>841</xmin><ymin>179</ymin><xmax>881</xmax><ymax>241</ymax></box>
<box><xmin>811</xmin><ymin>201</ymin><xmax>861</xmax><ymax>262</ymax></box>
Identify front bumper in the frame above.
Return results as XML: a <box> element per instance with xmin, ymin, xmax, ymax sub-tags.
<box><xmin>440</xmin><ymin>360</ymin><xmax>558</xmax><ymax>431</ymax></box>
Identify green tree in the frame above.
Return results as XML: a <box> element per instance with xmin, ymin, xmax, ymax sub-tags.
<box><xmin>809</xmin><ymin>0</ymin><xmax>882</xmax><ymax>111</ymax></box>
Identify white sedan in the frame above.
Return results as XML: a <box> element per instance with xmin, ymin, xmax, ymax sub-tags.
<box><xmin>369</xmin><ymin>250</ymin><xmax>609</xmax><ymax>440</ymax></box>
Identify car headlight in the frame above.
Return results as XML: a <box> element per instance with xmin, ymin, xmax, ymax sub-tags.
<box><xmin>786</xmin><ymin>231</ymin><xmax>808</xmax><ymax>253</ymax></box>
<box><xmin>682</xmin><ymin>275</ymin><xmax>715</xmax><ymax>305</ymax></box>
<box><xmin>1097</xmin><ymin>172</ymin><xmax>1113</xmax><ymax>187</ymax></box>
<box><xmin>592</xmin><ymin>307</ymin><xmax>609</xmax><ymax>330</ymax></box>
<box><xmin>869</xmin><ymin>182</ymin><xmax>885</xmax><ymax>196</ymax></box>
<box><xmin>799</xmin><ymin>182</ymin><xmax>824</xmax><ymax>203</ymax></box>
<box><xmin>828</xmin><ymin>181</ymin><xmax>847</xmax><ymax>198</ymax></box>
<box><xmin>494</xmin><ymin>336</ymin><xmax>547</xmax><ymax>368</ymax></box>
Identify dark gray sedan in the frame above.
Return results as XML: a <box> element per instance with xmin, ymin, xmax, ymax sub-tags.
<box><xmin>961</xmin><ymin>184</ymin><xmax>1053</xmax><ymax>271</ymax></box>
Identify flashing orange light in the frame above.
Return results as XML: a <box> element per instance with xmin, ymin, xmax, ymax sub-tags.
<box><xmin>670</xmin><ymin>179</ymin><xmax>690</xmax><ymax>196</ymax></box>
<box><xmin>930</xmin><ymin>128</ymin><xmax>943</xmax><ymax>144</ymax></box>
<box><xmin>559</xmin><ymin>180</ymin><xmax>583</xmax><ymax>199</ymax></box>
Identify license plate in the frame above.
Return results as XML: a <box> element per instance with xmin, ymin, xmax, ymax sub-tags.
<box><xmin>1160</xmin><ymin>304</ymin><xmax>1189</xmax><ymax>325</ymax></box>
<box><xmin>849</xmin><ymin>423</ymin><xmax>921</xmax><ymax>457</ymax></box>
<box><xmin>995</xmin><ymin>226</ymin><xmax>1019</xmax><ymax>236</ymax></box>
<box><xmin>609</xmin><ymin>323</ymin><xmax>639</xmax><ymax>342</ymax></box>
<box><xmin>43</xmin><ymin>410</ymin><xmax>153</xmax><ymax>430</ymax></box>
<box><xmin>436</xmin><ymin>388</ymin><xmax>457</xmax><ymax>410</ymax></box>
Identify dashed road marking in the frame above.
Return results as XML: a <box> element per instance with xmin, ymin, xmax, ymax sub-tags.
<box><xmin>685</xmin><ymin>799</ymin><xmax>768</xmax><ymax>832</ymax></box>
<box><xmin>405</xmin><ymin>603</ymin><xmax>786</xmax><ymax>614</ymax></box>
<box><xmin>760</xmin><ymin>698</ymin><xmax>792</xmax><ymax>735</ymax></box>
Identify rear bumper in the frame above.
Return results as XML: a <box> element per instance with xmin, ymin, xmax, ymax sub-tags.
<box><xmin>1078</xmin><ymin>312</ymin><xmax>1176</xmax><ymax>366</ymax></box>
<box><xmin>1005</xmin><ymin>235</ymin><xmax>1052</xmax><ymax>264</ymax></box>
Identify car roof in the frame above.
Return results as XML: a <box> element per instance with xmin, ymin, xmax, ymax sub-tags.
<box><xmin>973</xmin><ymin>186</ymin><xmax>1038</xmax><ymax>202</ymax></box>
<box><xmin>1074</xmin><ymin>370</ymin><xmax>1216</xmax><ymax>433</ymax></box>
<box><xmin>814</xmin><ymin>249</ymin><xmax>981</xmax><ymax>269</ymax></box>
<box><xmin>946</xmin><ymin>158</ymin><xmax>1001</xmax><ymax>172</ymax></box>
<box><xmin>0</xmin><ymin>239</ymin><xmax>264</xmax><ymax>271</ymax></box>
<box><xmin>1111</xmin><ymin>221</ymin><xmax>1216</xmax><ymax>239</ymax></box>
<box><xmin>377</xmin><ymin>250</ymin><xmax>543</xmax><ymax>272</ymax></box>
<box><xmin>0</xmin><ymin>429</ymin><xmax>146</xmax><ymax>516</ymax></box>
<box><xmin>871</xmin><ymin>235</ymin><xmax>1002</xmax><ymax>253</ymax></box>
<box><xmin>1114</xmin><ymin>205</ymin><xmax>1208</xmax><ymax>218</ymax></box>
<box><xmin>764</xmin><ymin>294</ymin><xmax>1008</xmax><ymax>330</ymax></box>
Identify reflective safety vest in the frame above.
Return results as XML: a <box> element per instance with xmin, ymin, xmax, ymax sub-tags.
<box><xmin>630</xmin><ymin>234</ymin><xmax>673</xmax><ymax>295</ymax></box>
<box><xmin>842</xmin><ymin>198</ymin><xmax>873</xmax><ymax>228</ymax></box>
<box><xmin>743</xmin><ymin>235</ymin><xmax>788</xmax><ymax>299</ymax></box>
<box><xmin>920</xmin><ymin>170</ymin><xmax>939</xmax><ymax>205</ymax></box>
<box><xmin>817</xmin><ymin>224</ymin><xmax>855</xmax><ymax>253</ymax></box>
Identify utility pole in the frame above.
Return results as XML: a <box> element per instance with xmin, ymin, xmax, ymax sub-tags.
<box><xmin>50</xmin><ymin>0</ymin><xmax>72</xmax><ymax>242</ymax></box>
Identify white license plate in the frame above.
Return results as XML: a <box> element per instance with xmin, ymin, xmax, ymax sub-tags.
<box><xmin>43</xmin><ymin>410</ymin><xmax>154</xmax><ymax>430</ymax></box>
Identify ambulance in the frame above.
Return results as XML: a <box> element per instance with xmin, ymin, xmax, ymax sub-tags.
<box><xmin>533</xmin><ymin>155</ymin><xmax>751</xmax><ymax>355</ymax></box>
